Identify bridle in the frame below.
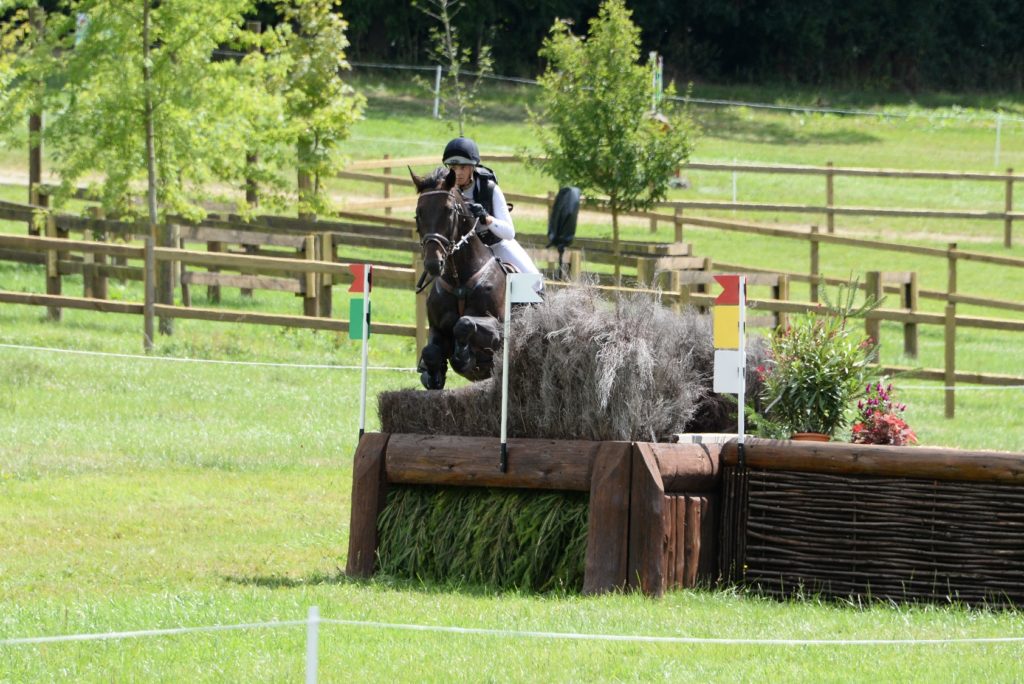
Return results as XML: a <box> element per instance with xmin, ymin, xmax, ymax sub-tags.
<box><xmin>415</xmin><ymin>188</ymin><xmax>483</xmax><ymax>293</ymax></box>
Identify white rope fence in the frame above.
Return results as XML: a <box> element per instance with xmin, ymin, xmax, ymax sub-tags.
<box><xmin>4</xmin><ymin>342</ymin><xmax>1021</xmax><ymax>392</ymax></box>
<box><xmin>0</xmin><ymin>342</ymin><xmax>418</xmax><ymax>373</ymax></box>
<box><xmin>4</xmin><ymin>607</ymin><xmax>1023</xmax><ymax>682</ymax></box>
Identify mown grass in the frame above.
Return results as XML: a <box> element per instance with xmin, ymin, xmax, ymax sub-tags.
<box><xmin>1</xmin><ymin>77</ymin><xmax>1024</xmax><ymax>681</ymax></box>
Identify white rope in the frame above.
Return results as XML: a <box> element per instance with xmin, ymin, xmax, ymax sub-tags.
<box><xmin>898</xmin><ymin>384</ymin><xmax>1024</xmax><ymax>391</ymax></box>
<box><xmin>0</xmin><ymin>620</ymin><xmax>307</xmax><ymax>646</ymax></box>
<box><xmin>0</xmin><ymin>343</ymin><xmax>418</xmax><ymax>373</ymax></box>
<box><xmin>3</xmin><ymin>616</ymin><xmax>1022</xmax><ymax>648</ymax></box>
<box><xmin>321</xmin><ymin>618</ymin><xmax>1024</xmax><ymax>646</ymax></box>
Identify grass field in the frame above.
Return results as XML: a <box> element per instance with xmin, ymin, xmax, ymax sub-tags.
<box><xmin>2</xmin><ymin>76</ymin><xmax>1024</xmax><ymax>681</ymax></box>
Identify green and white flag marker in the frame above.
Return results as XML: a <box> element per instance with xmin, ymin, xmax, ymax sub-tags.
<box><xmin>500</xmin><ymin>273</ymin><xmax>544</xmax><ymax>472</ymax></box>
<box><xmin>349</xmin><ymin>264</ymin><xmax>372</xmax><ymax>438</ymax></box>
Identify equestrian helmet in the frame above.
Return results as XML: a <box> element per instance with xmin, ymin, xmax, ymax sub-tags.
<box><xmin>442</xmin><ymin>137</ymin><xmax>480</xmax><ymax>166</ymax></box>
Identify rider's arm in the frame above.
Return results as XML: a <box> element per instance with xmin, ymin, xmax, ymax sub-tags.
<box><xmin>483</xmin><ymin>185</ymin><xmax>515</xmax><ymax>240</ymax></box>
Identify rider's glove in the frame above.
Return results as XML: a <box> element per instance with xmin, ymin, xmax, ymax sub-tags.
<box><xmin>467</xmin><ymin>203</ymin><xmax>489</xmax><ymax>221</ymax></box>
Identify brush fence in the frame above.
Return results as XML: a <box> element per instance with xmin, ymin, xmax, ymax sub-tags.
<box><xmin>719</xmin><ymin>439</ymin><xmax>1024</xmax><ymax>606</ymax></box>
<box><xmin>346</xmin><ymin>433</ymin><xmax>722</xmax><ymax>596</ymax></box>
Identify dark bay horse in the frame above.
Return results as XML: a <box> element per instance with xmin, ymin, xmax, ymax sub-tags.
<box><xmin>411</xmin><ymin>167</ymin><xmax>506</xmax><ymax>390</ymax></box>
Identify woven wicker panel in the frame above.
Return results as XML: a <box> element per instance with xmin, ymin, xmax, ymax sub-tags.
<box><xmin>734</xmin><ymin>468</ymin><xmax>1024</xmax><ymax>606</ymax></box>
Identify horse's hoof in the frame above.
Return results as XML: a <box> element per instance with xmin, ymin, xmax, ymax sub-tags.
<box><xmin>420</xmin><ymin>370</ymin><xmax>446</xmax><ymax>390</ymax></box>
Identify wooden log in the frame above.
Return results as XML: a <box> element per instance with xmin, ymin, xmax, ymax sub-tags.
<box><xmin>662</xmin><ymin>495</ymin><xmax>676</xmax><ymax>586</ymax></box>
<box><xmin>683</xmin><ymin>496</ymin><xmax>702</xmax><ymax>588</ymax></box>
<box><xmin>697</xmin><ymin>495</ymin><xmax>719</xmax><ymax>583</ymax></box>
<box><xmin>639</xmin><ymin>442</ymin><xmax>721</xmax><ymax>493</ymax></box>
<box><xmin>583</xmin><ymin>441</ymin><xmax>632</xmax><ymax>595</ymax></box>
<box><xmin>672</xmin><ymin>496</ymin><xmax>686</xmax><ymax>588</ymax></box>
<box><xmin>384</xmin><ymin>433</ymin><xmax>600</xmax><ymax>491</ymax></box>
<box><xmin>345</xmin><ymin>433</ymin><xmax>391</xmax><ymax>578</ymax></box>
<box><xmin>628</xmin><ymin>443</ymin><xmax>666</xmax><ymax>597</ymax></box>
<box><xmin>720</xmin><ymin>438</ymin><xmax>1024</xmax><ymax>483</ymax></box>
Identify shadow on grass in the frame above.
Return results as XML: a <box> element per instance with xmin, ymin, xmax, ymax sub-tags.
<box><xmin>224</xmin><ymin>570</ymin><xmax>353</xmax><ymax>589</ymax></box>
<box><xmin>224</xmin><ymin>570</ymin><xmax>576</xmax><ymax>598</ymax></box>
<box><xmin>696</xmin><ymin>109</ymin><xmax>882</xmax><ymax>146</ymax></box>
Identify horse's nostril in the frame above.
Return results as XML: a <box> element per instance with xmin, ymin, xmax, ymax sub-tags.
<box><xmin>426</xmin><ymin>260</ymin><xmax>442</xmax><ymax>276</ymax></box>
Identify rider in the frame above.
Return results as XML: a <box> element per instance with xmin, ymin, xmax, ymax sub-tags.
<box><xmin>441</xmin><ymin>137</ymin><xmax>542</xmax><ymax>289</ymax></box>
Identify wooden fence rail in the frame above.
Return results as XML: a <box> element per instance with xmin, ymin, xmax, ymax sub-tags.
<box><xmin>346</xmin><ymin>155</ymin><xmax>1022</xmax><ymax>247</ymax></box>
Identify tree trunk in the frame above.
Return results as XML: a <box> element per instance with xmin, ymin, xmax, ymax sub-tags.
<box><xmin>612</xmin><ymin>204</ymin><xmax>621</xmax><ymax>287</ymax></box>
<box><xmin>143</xmin><ymin>0</ymin><xmax>171</xmax><ymax>335</ymax></box>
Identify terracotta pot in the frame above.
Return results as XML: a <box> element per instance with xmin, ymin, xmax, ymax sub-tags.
<box><xmin>790</xmin><ymin>432</ymin><xmax>830</xmax><ymax>442</ymax></box>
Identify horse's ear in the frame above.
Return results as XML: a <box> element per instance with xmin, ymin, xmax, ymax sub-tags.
<box><xmin>409</xmin><ymin>166</ymin><xmax>427</xmax><ymax>193</ymax></box>
<box><xmin>443</xmin><ymin>168</ymin><xmax>457</xmax><ymax>190</ymax></box>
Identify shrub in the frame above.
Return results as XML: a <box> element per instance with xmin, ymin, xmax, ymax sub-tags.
<box><xmin>851</xmin><ymin>382</ymin><xmax>918</xmax><ymax>446</ymax></box>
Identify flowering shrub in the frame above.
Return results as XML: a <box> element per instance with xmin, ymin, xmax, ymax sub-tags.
<box><xmin>851</xmin><ymin>382</ymin><xmax>918</xmax><ymax>446</ymax></box>
<box><xmin>758</xmin><ymin>283</ymin><xmax>877</xmax><ymax>438</ymax></box>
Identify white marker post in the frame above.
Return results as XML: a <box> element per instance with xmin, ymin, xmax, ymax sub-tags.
<box><xmin>348</xmin><ymin>264</ymin><xmax>372</xmax><ymax>439</ymax></box>
<box><xmin>500</xmin><ymin>273</ymin><xmax>544</xmax><ymax>472</ymax></box>
<box><xmin>712</xmin><ymin>275</ymin><xmax>747</xmax><ymax>462</ymax></box>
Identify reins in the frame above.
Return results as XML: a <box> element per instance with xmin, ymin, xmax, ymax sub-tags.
<box><xmin>415</xmin><ymin>188</ymin><xmax>487</xmax><ymax>295</ymax></box>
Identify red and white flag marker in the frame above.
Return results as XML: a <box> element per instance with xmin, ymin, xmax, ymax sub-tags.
<box><xmin>712</xmin><ymin>275</ymin><xmax>747</xmax><ymax>450</ymax></box>
<box><xmin>500</xmin><ymin>273</ymin><xmax>544</xmax><ymax>472</ymax></box>
<box><xmin>349</xmin><ymin>264</ymin><xmax>372</xmax><ymax>439</ymax></box>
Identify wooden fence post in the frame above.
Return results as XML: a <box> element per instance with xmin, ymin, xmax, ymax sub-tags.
<box><xmin>319</xmin><ymin>232</ymin><xmax>333</xmax><ymax>318</ymax></box>
<box><xmin>773</xmin><ymin>274</ymin><xmax>789</xmax><ymax>330</ymax></box>
<box><xmin>156</xmin><ymin>222</ymin><xmax>175</xmax><ymax>335</ymax></box>
<box><xmin>414</xmin><ymin>252</ymin><xmax>428</xmax><ymax>354</ymax></box>
<box><xmin>144</xmin><ymin>236</ymin><xmax>155</xmax><ymax>352</ymax></box>
<box><xmin>809</xmin><ymin>224</ymin><xmax>820</xmax><ymax>303</ymax></box>
<box><xmin>903</xmin><ymin>272</ymin><xmax>919</xmax><ymax>358</ymax></box>
<box><xmin>303</xmin><ymin>234</ymin><xmax>318</xmax><ymax>317</ymax></box>
<box><xmin>44</xmin><ymin>213</ymin><xmax>61</xmax><ymax>321</ymax></box>
<box><xmin>673</xmin><ymin>206</ymin><xmax>684</xmax><ymax>244</ymax></box>
<box><xmin>947</xmin><ymin>242</ymin><xmax>958</xmax><ymax>300</ymax></box>
<box><xmin>583</xmin><ymin>442</ymin><xmax>633</xmax><ymax>595</ymax></box>
<box><xmin>568</xmin><ymin>250</ymin><xmax>582</xmax><ymax>281</ymax></box>
<box><xmin>383</xmin><ymin>153</ymin><xmax>392</xmax><ymax>217</ymax></box>
<box><xmin>206</xmin><ymin>240</ymin><xmax>222</xmax><ymax>304</ymax></box>
<box><xmin>88</xmin><ymin>207</ymin><xmax>108</xmax><ymax>300</ymax></box>
<box><xmin>1004</xmin><ymin>168</ymin><xmax>1014</xmax><ymax>248</ymax></box>
<box><xmin>864</xmin><ymin>271</ymin><xmax>883</xmax><ymax>346</ymax></box>
<box><xmin>944</xmin><ymin>304</ymin><xmax>956</xmax><ymax>419</ymax></box>
<box><xmin>825</xmin><ymin>161</ymin><xmax>835</xmax><ymax>234</ymax></box>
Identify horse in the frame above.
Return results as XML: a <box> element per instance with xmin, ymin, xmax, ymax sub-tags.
<box><xmin>411</xmin><ymin>167</ymin><xmax>506</xmax><ymax>390</ymax></box>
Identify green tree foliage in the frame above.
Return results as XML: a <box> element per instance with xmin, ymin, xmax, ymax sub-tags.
<box><xmin>342</xmin><ymin>0</ymin><xmax>1023</xmax><ymax>92</ymax></box>
<box><xmin>0</xmin><ymin>0</ymin><xmax>364</xmax><ymax>221</ymax></box>
<box><xmin>531</xmin><ymin>0</ymin><xmax>694</xmax><ymax>279</ymax></box>
<box><xmin>413</xmin><ymin>0</ymin><xmax>492</xmax><ymax>136</ymax></box>
<box><xmin>262</xmin><ymin>0</ymin><xmax>365</xmax><ymax>215</ymax></box>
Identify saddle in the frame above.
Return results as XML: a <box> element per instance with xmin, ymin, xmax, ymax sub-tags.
<box><xmin>496</xmin><ymin>258</ymin><xmax>520</xmax><ymax>275</ymax></box>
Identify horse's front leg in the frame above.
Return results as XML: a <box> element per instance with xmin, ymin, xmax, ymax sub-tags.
<box><xmin>452</xmin><ymin>315</ymin><xmax>502</xmax><ymax>378</ymax></box>
<box><xmin>417</xmin><ymin>328</ymin><xmax>451</xmax><ymax>390</ymax></box>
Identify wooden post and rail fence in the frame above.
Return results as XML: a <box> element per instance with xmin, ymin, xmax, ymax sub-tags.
<box><xmin>1</xmin><ymin>229</ymin><xmax>1022</xmax><ymax>419</ymax></box>
<box><xmin>342</xmin><ymin>154</ymin><xmax>1024</xmax><ymax>248</ymax></box>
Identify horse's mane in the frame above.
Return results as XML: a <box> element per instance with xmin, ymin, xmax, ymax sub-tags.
<box><xmin>422</xmin><ymin>166</ymin><xmax>455</xmax><ymax>191</ymax></box>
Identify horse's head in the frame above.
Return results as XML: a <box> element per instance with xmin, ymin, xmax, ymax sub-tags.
<box><xmin>410</xmin><ymin>167</ymin><xmax>472</xmax><ymax>277</ymax></box>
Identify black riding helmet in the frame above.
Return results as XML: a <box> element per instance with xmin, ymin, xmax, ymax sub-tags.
<box><xmin>442</xmin><ymin>137</ymin><xmax>480</xmax><ymax>166</ymax></box>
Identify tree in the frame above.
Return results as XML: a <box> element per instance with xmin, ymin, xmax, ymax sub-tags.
<box><xmin>531</xmin><ymin>0</ymin><xmax>695</xmax><ymax>282</ymax></box>
<box><xmin>414</xmin><ymin>0</ymin><xmax>491</xmax><ymax>135</ymax></box>
<box><xmin>0</xmin><ymin>0</ymin><xmax>364</xmax><ymax>334</ymax></box>
<box><xmin>262</xmin><ymin>0</ymin><xmax>365</xmax><ymax>216</ymax></box>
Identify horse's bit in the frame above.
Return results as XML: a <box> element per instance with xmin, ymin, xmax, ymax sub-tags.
<box><xmin>415</xmin><ymin>189</ymin><xmax>480</xmax><ymax>293</ymax></box>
